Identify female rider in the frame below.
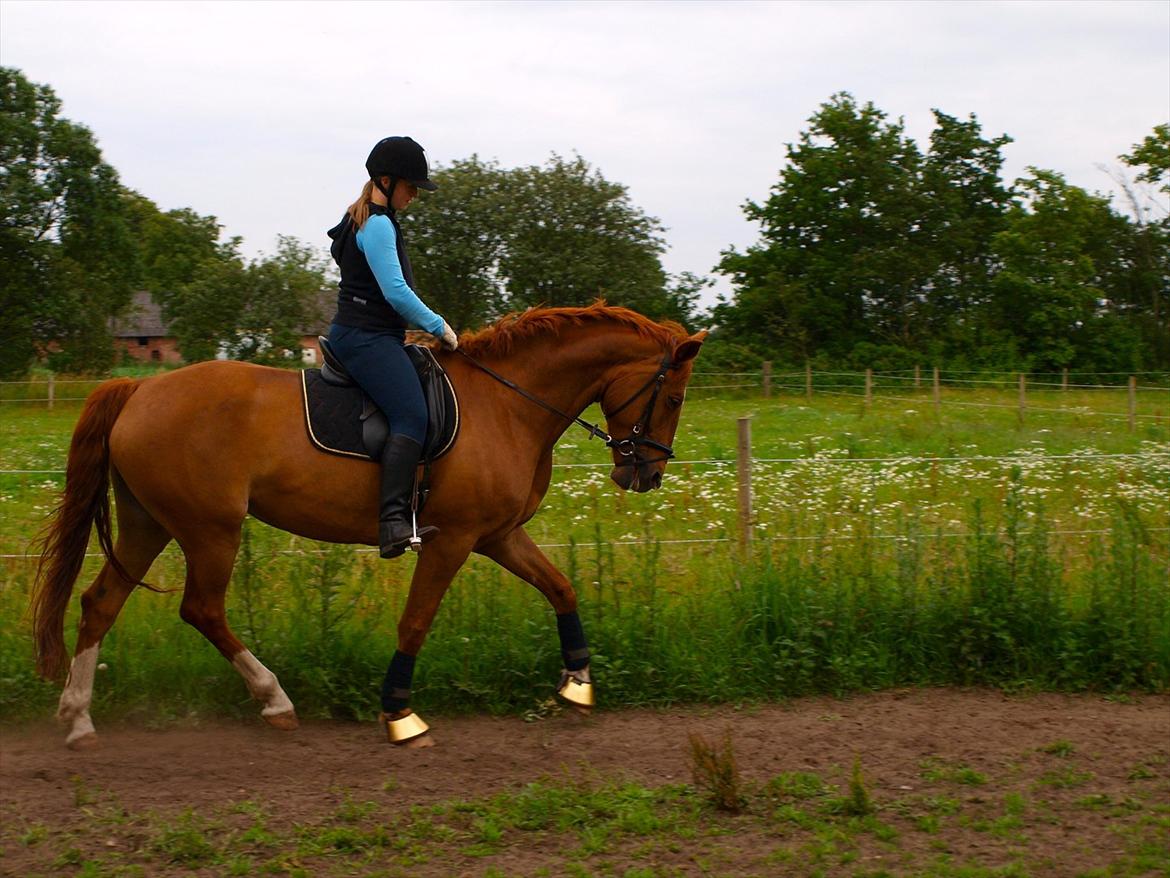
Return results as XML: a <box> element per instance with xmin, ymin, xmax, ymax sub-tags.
<box><xmin>327</xmin><ymin>136</ymin><xmax>458</xmax><ymax>559</ymax></box>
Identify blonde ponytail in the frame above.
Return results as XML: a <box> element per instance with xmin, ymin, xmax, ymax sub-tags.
<box><xmin>346</xmin><ymin>179</ymin><xmax>376</xmax><ymax>229</ymax></box>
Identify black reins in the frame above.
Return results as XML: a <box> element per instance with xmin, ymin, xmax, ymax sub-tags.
<box><xmin>454</xmin><ymin>348</ymin><xmax>677</xmax><ymax>467</ymax></box>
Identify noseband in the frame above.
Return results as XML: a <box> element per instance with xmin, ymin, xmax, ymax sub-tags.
<box><xmin>454</xmin><ymin>348</ymin><xmax>677</xmax><ymax>468</ymax></box>
<box><xmin>600</xmin><ymin>350</ymin><xmax>676</xmax><ymax>467</ymax></box>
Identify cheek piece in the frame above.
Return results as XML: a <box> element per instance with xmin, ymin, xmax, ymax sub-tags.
<box><xmin>556</xmin><ymin>611</ymin><xmax>590</xmax><ymax>671</ymax></box>
<box><xmin>381</xmin><ymin>649</ymin><xmax>416</xmax><ymax>713</ymax></box>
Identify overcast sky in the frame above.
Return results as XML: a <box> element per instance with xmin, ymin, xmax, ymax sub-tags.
<box><xmin>2</xmin><ymin>0</ymin><xmax>1167</xmax><ymax>311</ymax></box>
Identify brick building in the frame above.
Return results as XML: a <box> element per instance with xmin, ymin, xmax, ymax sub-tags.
<box><xmin>111</xmin><ymin>291</ymin><xmax>183</xmax><ymax>364</ymax></box>
<box><xmin>111</xmin><ymin>290</ymin><xmax>334</xmax><ymax>366</ymax></box>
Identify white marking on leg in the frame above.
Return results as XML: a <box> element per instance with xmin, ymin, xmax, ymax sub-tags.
<box><xmin>57</xmin><ymin>644</ymin><xmax>99</xmax><ymax>746</ymax></box>
<box><xmin>231</xmin><ymin>650</ymin><xmax>295</xmax><ymax>718</ymax></box>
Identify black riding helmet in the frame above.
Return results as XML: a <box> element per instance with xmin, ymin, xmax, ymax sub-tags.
<box><xmin>366</xmin><ymin>136</ymin><xmax>437</xmax><ymax>193</ymax></box>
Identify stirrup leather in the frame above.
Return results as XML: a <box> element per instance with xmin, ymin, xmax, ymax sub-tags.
<box><xmin>557</xmin><ymin>671</ymin><xmax>594</xmax><ymax>708</ymax></box>
<box><xmin>380</xmin><ymin>710</ymin><xmax>429</xmax><ymax>744</ymax></box>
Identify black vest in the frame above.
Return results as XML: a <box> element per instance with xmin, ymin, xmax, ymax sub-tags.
<box><xmin>328</xmin><ymin>204</ymin><xmax>416</xmax><ymax>333</ymax></box>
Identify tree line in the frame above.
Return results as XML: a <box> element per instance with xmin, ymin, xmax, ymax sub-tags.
<box><xmin>714</xmin><ymin>93</ymin><xmax>1168</xmax><ymax>374</ymax></box>
<box><xmin>1</xmin><ymin>68</ymin><xmax>330</xmax><ymax>377</ymax></box>
<box><xmin>2</xmin><ymin>68</ymin><xmax>1166</xmax><ymax>378</ymax></box>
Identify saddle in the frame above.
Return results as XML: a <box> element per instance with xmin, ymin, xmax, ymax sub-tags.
<box><xmin>301</xmin><ymin>336</ymin><xmax>460</xmax><ymax>463</ymax></box>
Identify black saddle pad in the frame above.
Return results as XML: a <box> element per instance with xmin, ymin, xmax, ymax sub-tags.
<box><xmin>301</xmin><ymin>346</ymin><xmax>460</xmax><ymax>461</ymax></box>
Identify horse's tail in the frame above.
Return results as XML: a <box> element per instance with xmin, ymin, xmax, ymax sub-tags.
<box><xmin>32</xmin><ymin>378</ymin><xmax>140</xmax><ymax>680</ymax></box>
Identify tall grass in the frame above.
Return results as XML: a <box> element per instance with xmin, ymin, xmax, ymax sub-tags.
<box><xmin>1</xmin><ymin>490</ymin><xmax>1165</xmax><ymax>723</ymax></box>
<box><xmin>1</xmin><ymin>386</ymin><xmax>1166</xmax><ymax>722</ymax></box>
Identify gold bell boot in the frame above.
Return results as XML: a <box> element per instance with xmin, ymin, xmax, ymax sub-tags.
<box><xmin>556</xmin><ymin>668</ymin><xmax>594</xmax><ymax>710</ymax></box>
<box><xmin>380</xmin><ymin>710</ymin><xmax>430</xmax><ymax>745</ymax></box>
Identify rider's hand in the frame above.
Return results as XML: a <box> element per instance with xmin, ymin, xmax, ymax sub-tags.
<box><xmin>438</xmin><ymin>321</ymin><xmax>459</xmax><ymax>351</ymax></box>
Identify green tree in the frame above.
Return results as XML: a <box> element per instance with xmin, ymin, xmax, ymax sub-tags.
<box><xmin>990</xmin><ymin>170</ymin><xmax>1133</xmax><ymax>370</ymax></box>
<box><xmin>1122</xmin><ymin>123</ymin><xmax>1170</xmax><ymax>196</ymax></box>
<box><xmin>400</xmin><ymin>153</ymin><xmax>678</xmax><ymax>328</ymax></box>
<box><xmin>919</xmin><ymin>111</ymin><xmax>1014</xmax><ymax>351</ymax></box>
<box><xmin>0</xmin><ymin>67</ymin><xmax>138</xmax><ymax>375</ymax></box>
<box><xmin>166</xmin><ymin>236</ymin><xmax>330</xmax><ymax>364</ymax></box>
<box><xmin>164</xmin><ymin>253</ymin><xmax>250</xmax><ymax>362</ymax></box>
<box><xmin>715</xmin><ymin>93</ymin><xmax>929</xmax><ymax>362</ymax></box>
<box><xmin>122</xmin><ymin>192</ymin><xmax>227</xmax><ymax>306</ymax></box>
<box><xmin>399</xmin><ymin>155</ymin><xmax>511</xmax><ymax>331</ymax></box>
<box><xmin>1116</xmin><ymin>124</ymin><xmax>1170</xmax><ymax>366</ymax></box>
<box><xmin>500</xmin><ymin>154</ymin><xmax>669</xmax><ymax>316</ymax></box>
<box><xmin>660</xmin><ymin>271</ymin><xmax>711</xmax><ymax>328</ymax></box>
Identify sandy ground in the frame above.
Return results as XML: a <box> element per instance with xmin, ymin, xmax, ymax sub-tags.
<box><xmin>2</xmin><ymin>689</ymin><xmax>1168</xmax><ymax>876</ymax></box>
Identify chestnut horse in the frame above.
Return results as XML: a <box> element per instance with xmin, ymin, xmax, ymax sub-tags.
<box><xmin>32</xmin><ymin>304</ymin><xmax>705</xmax><ymax>749</ymax></box>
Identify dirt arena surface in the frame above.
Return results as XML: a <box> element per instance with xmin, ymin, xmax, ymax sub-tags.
<box><xmin>2</xmin><ymin>688</ymin><xmax>1168</xmax><ymax>877</ymax></box>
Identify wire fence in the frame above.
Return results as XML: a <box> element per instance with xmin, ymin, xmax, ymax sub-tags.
<box><xmin>2</xmin><ymin>369</ymin><xmax>1166</xmax><ymax>560</ymax></box>
<box><xmin>3</xmin><ymin>451</ymin><xmax>1165</xmax><ymax>479</ymax></box>
<box><xmin>3</xmin><ymin>526</ymin><xmax>1168</xmax><ymax>561</ymax></box>
<box><xmin>3</xmin><ymin>442</ymin><xmax>1166</xmax><ymax>560</ymax></box>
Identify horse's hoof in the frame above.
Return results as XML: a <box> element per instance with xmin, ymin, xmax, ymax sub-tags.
<box><xmin>568</xmin><ymin>703</ymin><xmax>593</xmax><ymax>718</ymax></box>
<box><xmin>381</xmin><ymin>710</ymin><xmax>430</xmax><ymax>746</ymax></box>
<box><xmin>66</xmin><ymin>731</ymin><xmax>99</xmax><ymax>751</ymax></box>
<box><xmin>556</xmin><ymin>672</ymin><xmax>594</xmax><ymax>711</ymax></box>
<box><xmin>402</xmin><ymin>732</ymin><xmax>435</xmax><ymax>749</ymax></box>
<box><xmin>263</xmin><ymin>711</ymin><xmax>299</xmax><ymax>731</ymax></box>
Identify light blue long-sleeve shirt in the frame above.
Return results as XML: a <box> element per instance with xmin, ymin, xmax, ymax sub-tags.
<box><xmin>355</xmin><ymin>214</ymin><xmax>445</xmax><ymax>336</ymax></box>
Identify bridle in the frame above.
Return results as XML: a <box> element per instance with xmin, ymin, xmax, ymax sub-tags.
<box><xmin>454</xmin><ymin>348</ymin><xmax>677</xmax><ymax>468</ymax></box>
<box><xmin>598</xmin><ymin>350</ymin><xmax>676</xmax><ymax>466</ymax></box>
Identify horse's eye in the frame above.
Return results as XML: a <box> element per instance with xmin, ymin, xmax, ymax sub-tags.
<box><xmin>667</xmin><ymin>395</ymin><xmax>683</xmax><ymax>410</ymax></box>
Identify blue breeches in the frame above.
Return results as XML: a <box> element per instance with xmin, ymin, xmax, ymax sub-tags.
<box><xmin>327</xmin><ymin>324</ymin><xmax>427</xmax><ymax>445</ymax></box>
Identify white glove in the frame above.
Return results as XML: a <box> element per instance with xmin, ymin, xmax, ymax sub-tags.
<box><xmin>438</xmin><ymin>320</ymin><xmax>459</xmax><ymax>351</ymax></box>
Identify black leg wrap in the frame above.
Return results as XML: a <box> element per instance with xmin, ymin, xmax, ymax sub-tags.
<box><xmin>556</xmin><ymin>611</ymin><xmax>590</xmax><ymax>671</ymax></box>
<box><xmin>381</xmin><ymin>650</ymin><xmax>416</xmax><ymax>713</ymax></box>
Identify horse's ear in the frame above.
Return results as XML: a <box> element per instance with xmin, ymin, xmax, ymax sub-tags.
<box><xmin>673</xmin><ymin>330</ymin><xmax>708</xmax><ymax>365</ymax></box>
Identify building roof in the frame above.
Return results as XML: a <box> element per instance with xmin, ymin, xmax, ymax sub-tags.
<box><xmin>111</xmin><ymin>291</ymin><xmax>169</xmax><ymax>338</ymax></box>
<box><xmin>112</xmin><ymin>289</ymin><xmax>339</xmax><ymax>340</ymax></box>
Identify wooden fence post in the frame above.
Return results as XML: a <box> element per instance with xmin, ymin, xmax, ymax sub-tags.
<box><xmin>1062</xmin><ymin>368</ymin><xmax>1069</xmax><ymax>391</ymax></box>
<box><xmin>932</xmin><ymin>367</ymin><xmax>941</xmax><ymax>414</ymax></box>
<box><xmin>914</xmin><ymin>365</ymin><xmax>921</xmax><ymax>389</ymax></box>
<box><xmin>1018</xmin><ymin>373</ymin><xmax>1027</xmax><ymax>425</ymax></box>
<box><xmin>762</xmin><ymin>361</ymin><xmax>772</xmax><ymax>399</ymax></box>
<box><xmin>1128</xmin><ymin>376</ymin><xmax>1137</xmax><ymax>432</ymax></box>
<box><xmin>864</xmin><ymin>368</ymin><xmax>873</xmax><ymax>411</ymax></box>
<box><xmin>737</xmin><ymin>417</ymin><xmax>753</xmax><ymax>554</ymax></box>
<box><xmin>805</xmin><ymin>363</ymin><xmax>812</xmax><ymax>402</ymax></box>
<box><xmin>47</xmin><ymin>373</ymin><xmax>55</xmax><ymax>410</ymax></box>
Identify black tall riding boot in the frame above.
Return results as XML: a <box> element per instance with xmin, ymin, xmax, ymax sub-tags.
<box><xmin>378</xmin><ymin>434</ymin><xmax>439</xmax><ymax>559</ymax></box>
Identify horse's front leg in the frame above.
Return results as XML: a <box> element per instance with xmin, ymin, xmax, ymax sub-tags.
<box><xmin>380</xmin><ymin>535</ymin><xmax>474</xmax><ymax>748</ymax></box>
<box><xmin>478</xmin><ymin>527</ymin><xmax>593</xmax><ymax>714</ymax></box>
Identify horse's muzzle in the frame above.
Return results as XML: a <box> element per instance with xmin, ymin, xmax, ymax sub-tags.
<box><xmin>610</xmin><ymin>463</ymin><xmax>664</xmax><ymax>493</ymax></box>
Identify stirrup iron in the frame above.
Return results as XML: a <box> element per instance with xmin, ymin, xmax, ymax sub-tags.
<box><xmin>409</xmin><ymin>509</ymin><xmax>422</xmax><ymax>552</ymax></box>
<box><xmin>408</xmin><ymin>469</ymin><xmax>423</xmax><ymax>552</ymax></box>
<box><xmin>380</xmin><ymin>710</ymin><xmax>429</xmax><ymax>744</ymax></box>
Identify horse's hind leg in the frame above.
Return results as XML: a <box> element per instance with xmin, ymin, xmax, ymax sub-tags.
<box><xmin>176</xmin><ymin>526</ymin><xmax>298</xmax><ymax>730</ymax></box>
<box><xmin>58</xmin><ymin>472</ymin><xmax>171</xmax><ymax>749</ymax></box>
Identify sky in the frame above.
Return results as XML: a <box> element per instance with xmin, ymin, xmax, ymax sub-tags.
<box><xmin>2</xmin><ymin>0</ymin><xmax>1167</xmax><ymax>312</ymax></box>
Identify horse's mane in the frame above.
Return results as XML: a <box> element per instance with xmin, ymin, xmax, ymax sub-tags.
<box><xmin>457</xmin><ymin>302</ymin><xmax>687</xmax><ymax>358</ymax></box>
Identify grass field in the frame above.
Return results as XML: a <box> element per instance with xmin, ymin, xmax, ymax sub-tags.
<box><xmin>0</xmin><ymin>374</ymin><xmax>1168</xmax><ymax>722</ymax></box>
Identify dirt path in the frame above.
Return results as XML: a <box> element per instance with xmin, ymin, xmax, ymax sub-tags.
<box><xmin>2</xmin><ymin>689</ymin><xmax>1168</xmax><ymax>876</ymax></box>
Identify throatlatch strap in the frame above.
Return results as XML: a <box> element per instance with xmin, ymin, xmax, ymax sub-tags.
<box><xmin>381</xmin><ymin>650</ymin><xmax>416</xmax><ymax>712</ymax></box>
<box><xmin>556</xmin><ymin>611</ymin><xmax>590</xmax><ymax>671</ymax></box>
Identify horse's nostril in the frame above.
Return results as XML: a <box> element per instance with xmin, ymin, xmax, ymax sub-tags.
<box><xmin>650</xmin><ymin>471</ymin><xmax>662</xmax><ymax>489</ymax></box>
